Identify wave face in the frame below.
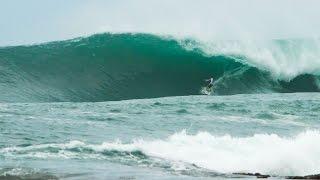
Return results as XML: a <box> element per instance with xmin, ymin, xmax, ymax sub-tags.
<box><xmin>0</xmin><ymin>33</ymin><xmax>319</xmax><ymax>102</ymax></box>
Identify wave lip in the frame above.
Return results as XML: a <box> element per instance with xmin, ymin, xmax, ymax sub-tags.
<box><xmin>0</xmin><ymin>33</ymin><xmax>319</xmax><ymax>102</ymax></box>
<box><xmin>181</xmin><ymin>38</ymin><xmax>320</xmax><ymax>80</ymax></box>
<box><xmin>2</xmin><ymin>130</ymin><xmax>320</xmax><ymax>176</ymax></box>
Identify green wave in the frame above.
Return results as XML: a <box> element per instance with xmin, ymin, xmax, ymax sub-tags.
<box><xmin>0</xmin><ymin>33</ymin><xmax>319</xmax><ymax>102</ymax></box>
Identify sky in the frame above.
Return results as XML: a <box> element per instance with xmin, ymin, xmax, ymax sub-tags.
<box><xmin>1</xmin><ymin>0</ymin><xmax>320</xmax><ymax>46</ymax></box>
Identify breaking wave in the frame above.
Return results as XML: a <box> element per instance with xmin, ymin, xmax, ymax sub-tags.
<box><xmin>2</xmin><ymin>130</ymin><xmax>320</xmax><ymax>176</ymax></box>
<box><xmin>0</xmin><ymin>33</ymin><xmax>319</xmax><ymax>102</ymax></box>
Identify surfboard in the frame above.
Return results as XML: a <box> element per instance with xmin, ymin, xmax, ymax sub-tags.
<box><xmin>201</xmin><ymin>87</ymin><xmax>213</xmax><ymax>95</ymax></box>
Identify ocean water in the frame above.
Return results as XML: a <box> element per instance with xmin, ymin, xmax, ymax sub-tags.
<box><xmin>0</xmin><ymin>33</ymin><xmax>320</xmax><ymax>179</ymax></box>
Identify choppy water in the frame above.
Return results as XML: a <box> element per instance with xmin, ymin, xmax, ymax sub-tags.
<box><xmin>1</xmin><ymin>93</ymin><xmax>319</xmax><ymax>179</ymax></box>
<box><xmin>1</xmin><ymin>33</ymin><xmax>320</xmax><ymax>179</ymax></box>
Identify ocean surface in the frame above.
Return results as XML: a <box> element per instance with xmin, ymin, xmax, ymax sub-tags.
<box><xmin>0</xmin><ymin>33</ymin><xmax>320</xmax><ymax>179</ymax></box>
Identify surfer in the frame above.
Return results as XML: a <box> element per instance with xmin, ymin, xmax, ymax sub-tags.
<box><xmin>205</xmin><ymin>77</ymin><xmax>214</xmax><ymax>89</ymax></box>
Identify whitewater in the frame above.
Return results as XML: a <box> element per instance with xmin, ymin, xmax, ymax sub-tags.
<box><xmin>0</xmin><ymin>32</ymin><xmax>320</xmax><ymax>179</ymax></box>
<box><xmin>1</xmin><ymin>92</ymin><xmax>320</xmax><ymax>179</ymax></box>
<box><xmin>2</xmin><ymin>0</ymin><xmax>320</xmax><ymax>179</ymax></box>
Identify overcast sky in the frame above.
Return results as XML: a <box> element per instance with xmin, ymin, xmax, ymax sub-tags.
<box><xmin>1</xmin><ymin>0</ymin><xmax>320</xmax><ymax>46</ymax></box>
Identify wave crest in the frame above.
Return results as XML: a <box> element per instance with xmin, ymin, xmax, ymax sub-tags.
<box><xmin>179</xmin><ymin>38</ymin><xmax>320</xmax><ymax>80</ymax></box>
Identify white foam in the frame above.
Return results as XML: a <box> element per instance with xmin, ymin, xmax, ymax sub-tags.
<box><xmin>2</xmin><ymin>131</ymin><xmax>320</xmax><ymax>176</ymax></box>
<box><xmin>179</xmin><ymin>39</ymin><xmax>320</xmax><ymax>80</ymax></box>
<box><xmin>96</xmin><ymin>130</ymin><xmax>320</xmax><ymax>176</ymax></box>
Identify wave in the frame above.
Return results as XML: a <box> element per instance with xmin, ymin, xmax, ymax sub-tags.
<box><xmin>0</xmin><ymin>168</ymin><xmax>58</xmax><ymax>180</ymax></box>
<box><xmin>2</xmin><ymin>130</ymin><xmax>320</xmax><ymax>176</ymax></box>
<box><xmin>0</xmin><ymin>33</ymin><xmax>319</xmax><ymax>102</ymax></box>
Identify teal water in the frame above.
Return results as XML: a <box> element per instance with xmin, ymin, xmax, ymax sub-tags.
<box><xmin>1</xmin><ymin>93</ymin><xmax>320</xmax><ymax>179</ymax></box>
<box><xmin>1</xmin><ymin>33</ymin><xmax>320</xmax><ymax>179</ymax></box>
<box><xmin>0</xmin><ymin>33</ymin><xmax>319</xmax><ymax>102</ymax></box>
